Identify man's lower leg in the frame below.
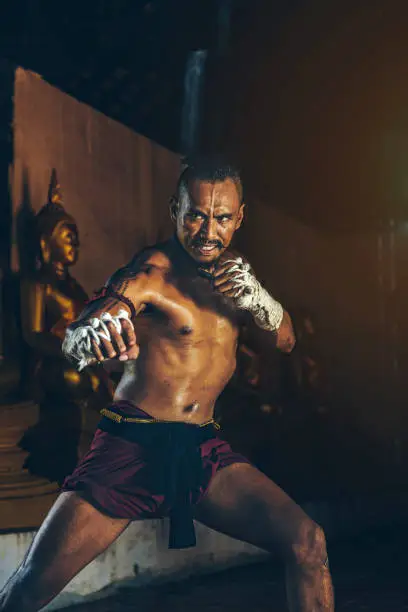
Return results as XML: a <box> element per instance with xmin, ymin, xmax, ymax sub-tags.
<box><xmin>286</xmin><ymin>557</ymin><xmax>334</xmax><ymax>612</ymax></box>
<box><xmin>285</xmin><ymin>524</ymin><xmax>334</xmax><ymax>612</ymax></box>
<box><xmin>0</xmin><ymin>564</ymin><xmax>52</xmax><ymax>612</ymax></box>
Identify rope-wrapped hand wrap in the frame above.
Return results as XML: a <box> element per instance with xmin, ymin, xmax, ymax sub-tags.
<box><xmin>223</xmin><ymin>257</ymin><xmax>284</xmax><ymax>331</ymax></box>
<box><xmin>62</xmin><ymin>309</ymin><xmax>133</xmax><ymax>371</ymax></box>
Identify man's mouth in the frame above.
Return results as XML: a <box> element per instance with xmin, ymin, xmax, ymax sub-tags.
<box><xmin>192</xmin><ymin>242</ymin><xmax>221</xmax><ymax>255</ymax></box>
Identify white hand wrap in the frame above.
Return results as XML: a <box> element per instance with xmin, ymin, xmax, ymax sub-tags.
<box><xmin>62</xmin><ymin>309</ymin><xmax>133</xmax><ymax>371</ymax></box>
<box><xmin>224</xmin><ymin>258</ymin><xmax>284</xmax><ymax>331</ymax></box>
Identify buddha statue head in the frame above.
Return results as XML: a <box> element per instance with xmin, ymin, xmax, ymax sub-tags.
<box><xmin>35</xmin><ymin>170</ymin><xmax>79</xmax><ymax>271</ymax></box>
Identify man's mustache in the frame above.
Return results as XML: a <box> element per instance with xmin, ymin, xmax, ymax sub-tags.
<box><xmin>192</xmin><ymin>239</ymin><xmax>223</xmax><ymax>248</ymax></box>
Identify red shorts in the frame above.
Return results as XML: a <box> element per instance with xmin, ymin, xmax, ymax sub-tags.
<box><xmin>62</xmin><ymin>402</ymin><xmax>249</xmax><ymax>548</ymax></box>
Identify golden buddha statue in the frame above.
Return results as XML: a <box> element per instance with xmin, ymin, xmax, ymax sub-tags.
<box><xmin>19</xmin><ymin>170</ymin><xmax>113</xmax><ymax>483</ymax></box>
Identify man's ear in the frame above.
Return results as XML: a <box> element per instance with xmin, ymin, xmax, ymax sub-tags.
<box><xmin>169</xmin><ymin>195</ymin><xmax>179</xmax><ymax>224</ymax></box>
<box><xmin>236</xmin><ymin>203</ymin><xmax>245</xmax><ymax>230</ymax></box>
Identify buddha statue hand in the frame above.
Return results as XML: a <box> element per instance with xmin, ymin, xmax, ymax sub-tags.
<box><xmin>62</xmin><ymin>309</ymin><xmax>134</xmax><ymax>371</ymax></box>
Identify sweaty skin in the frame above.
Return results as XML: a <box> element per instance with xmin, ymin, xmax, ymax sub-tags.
<box><xmin>116</xmin><ymin>270</ymin><xmax>239</xmax><ymax>421</ymax></box>
<box><xmin>73</xmin><ymin>240</ymin><xmax>241</xmax><ymax>423</ymax></box>
<box><xmin>67</xmin><ymin>178</ymin><xmax>293</xmax><ymax>424</ymax></box>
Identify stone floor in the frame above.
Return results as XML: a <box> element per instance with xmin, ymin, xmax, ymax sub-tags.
<box><xmin>67</xmin><ymin>525</ymin><xmax>408</xmax><ymax>611</ymax></box>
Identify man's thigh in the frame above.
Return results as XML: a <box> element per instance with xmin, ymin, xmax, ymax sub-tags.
<box><xmin>194</xmin><ymin>462</ymin><xmax>311</xmax><ymax>553</ymax></box>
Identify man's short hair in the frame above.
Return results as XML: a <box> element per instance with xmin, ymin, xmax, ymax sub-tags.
<box><xmin>176</xmin><ymin>154</ymin><xmax>244</xmax><ymax>204</ymax></box>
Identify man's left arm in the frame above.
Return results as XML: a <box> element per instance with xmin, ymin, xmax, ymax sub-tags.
<box><xmin>213</xmin><ymin>254</ymin><xmax>296</xmax><ymax>354</ymax></box>
<box><xmin>241</xmin><ymin>309</ymin><xmax>296</xmax><ymax>354</ymax></box>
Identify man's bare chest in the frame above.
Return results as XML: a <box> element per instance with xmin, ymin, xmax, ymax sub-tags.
<box><xmin>136</xmin><ymin>273</ymin><xmax>240</xmax><ymax>344</ymax></box>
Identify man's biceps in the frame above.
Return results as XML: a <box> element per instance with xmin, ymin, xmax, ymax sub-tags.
<box><xmin>130</xmin><ymin>266</ymin><xmax>164</xmax><ymax>290</ymax></box>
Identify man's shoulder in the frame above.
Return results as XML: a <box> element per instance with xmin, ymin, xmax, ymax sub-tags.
<box><xmin>106</xmin><ymin>241</ymin><xmax>172</xmax><ymax>287</ymax></box>
<box><xmin>129</xmin><ymin>240</ymin><xmax>173</xmax><ymax>272</ymax></box>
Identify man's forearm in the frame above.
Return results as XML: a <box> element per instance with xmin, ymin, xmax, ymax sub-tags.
<box><xmin>72</xmin><ymin>287</ymin><xmax>134</xmax><ymax>328</ymax></box>
<box><xmin>214</xmin><ymin>255</ymin><xmax>296</xmax><ymax>353</ymax></box>
<box><xmin>247</xmin><ymin>288</ymin><xmax>295</xmax><ymax>352</ymax></box>
<box><xmin>222</xmin><ymin>259</ymin><xmax>292</xmax><ymax>341</ymax></box>
<box><xmin>274</xmin><ymin>310</ymin><xmax>296</xmax><ymax>353</ymax></box>
<box><xmin>243</xmin><ymin>308</ymin><xmax>296</xmax><ymax>355</ymax></box>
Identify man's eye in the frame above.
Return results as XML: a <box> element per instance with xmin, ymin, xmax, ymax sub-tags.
<box><xmin>218</xmin><ymin>216</ymin><xmax>230</xmax><ymax>223</ymax></box>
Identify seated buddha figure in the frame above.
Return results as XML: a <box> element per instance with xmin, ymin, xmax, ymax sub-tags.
<box><xmin>20</xmin><ymin>170</ymin><xmax>113</xmax><ymax>483</ymax></box>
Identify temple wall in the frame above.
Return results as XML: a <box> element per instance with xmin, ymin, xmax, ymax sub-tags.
<box><xmin>11</xmin><ymin>68</ymin><xmax>179</xmax><ymax>291</ymax></box>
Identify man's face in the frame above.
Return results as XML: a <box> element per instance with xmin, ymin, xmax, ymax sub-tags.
<box><xmin>172</xmin><ymin>178</ymin><xmax>245</xmax><ymax>265</ymax></box>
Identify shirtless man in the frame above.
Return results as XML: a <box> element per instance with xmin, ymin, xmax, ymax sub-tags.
<box><xmin>0</xmin><ymin>157</ymin><xmax>334</xmax><ymax>611</ymax></box>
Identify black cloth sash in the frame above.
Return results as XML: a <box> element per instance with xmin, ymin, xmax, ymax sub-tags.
<box><xmin>97</xmin><ymin>409</ymin><xmax>218</xmax><ymax>549</ymax></box>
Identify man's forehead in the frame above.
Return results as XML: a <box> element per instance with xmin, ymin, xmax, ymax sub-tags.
<box><xmin>185</xmin><ymin>179</ymin><xmax>241</xmax><ymax>209</ymax></box>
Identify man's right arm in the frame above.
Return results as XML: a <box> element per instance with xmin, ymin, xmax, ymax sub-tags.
<box><xmin>62</xmin><ymin>255</ymin><xmax>166</xmax><ymax>369</ymax></box>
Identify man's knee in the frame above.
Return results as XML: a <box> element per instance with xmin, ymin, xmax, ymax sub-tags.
<box><xmin>288</xmin><ymin>518</ymin><xmax>328</xmax><ymax>570</ymax></box>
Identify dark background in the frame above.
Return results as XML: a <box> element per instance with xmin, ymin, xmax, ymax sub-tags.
<box><xmin>2</xmin><ymin>0</ymin><xmax>408</xmax><ymax>229</ymax></box>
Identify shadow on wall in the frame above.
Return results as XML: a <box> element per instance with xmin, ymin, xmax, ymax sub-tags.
<box><xmin>9</xmin><ymin>167</ymin><xmax>38</xmax><ymax>399</ymax></box>
<box><xmin>16</xmin><ymin>167</ymin><xmax>38</xmax><ymax>278</ymax></box>
<box><xmin>0</xmin><ymin>63</ymin><xmax>24</xmax><ymax>399</ymax></box>
<box><xmin>0</xmin><ymin>175</ymin><xmax>31</xmax><ymax>402</ymax></box>
<box><xmin>216</xmin><ymin>305</ymin><xmax>401</xmax><ymax>503</ymax></box>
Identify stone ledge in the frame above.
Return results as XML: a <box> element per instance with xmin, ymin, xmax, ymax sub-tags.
<box><xmin>3</xmin><ymin>491</ymin><xmax>408</xmax><ymax>610</ymax></box>
<box><xmin>0</xmin><ymin>519</ymin><xmax>266</xmax><ymax>611</ymax></box>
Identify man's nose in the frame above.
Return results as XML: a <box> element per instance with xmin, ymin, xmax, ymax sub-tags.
<box><xmin>202</xmin><ymin>217</ymin><xmax>217</xmax><ymax>241</ymax></box>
